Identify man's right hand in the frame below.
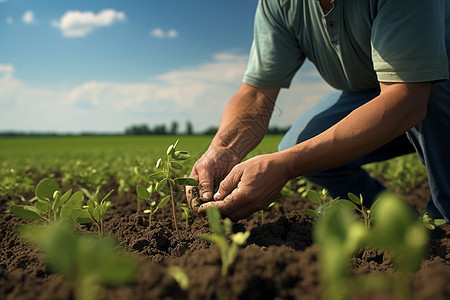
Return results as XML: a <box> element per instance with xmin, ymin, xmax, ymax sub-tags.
<box><xmin>186</xmin><ymin>146</ymin><xmax>240</xmax><ymax>210</ymax></box>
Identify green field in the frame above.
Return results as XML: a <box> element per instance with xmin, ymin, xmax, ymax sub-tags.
<box><xmin>0</xmin><ymin>135</ymin><xmax>284</xmax><ymax>199</ymax></box>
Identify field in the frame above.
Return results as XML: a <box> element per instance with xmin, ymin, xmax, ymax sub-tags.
<box><xmin>1</xmin><ymin>135</ymin><xmax>449</xmax><ymax>300</ymax></box>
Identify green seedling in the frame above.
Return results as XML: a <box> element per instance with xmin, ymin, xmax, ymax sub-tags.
<box><xmin>257</xmin><ymin>200</ymin><xmax>278</xmax><ymax>224</ymax></box>
<box><xmin>16</xmin><ymin>221</ymin><xmax>137</xmax><ymax>300</ymax></box>
<box><xmin>369</xmin><ymin>192</ymin><xmax>429</xmax><ymax>300</ymax></box>
<box><xmin>9</xmin><ymin>178</ymin><xmax>84</xmax><ymax>224</ymax></box>
<box><xmin>304</xmin><ymin>189</ymin><xmax>343</xmax><ymax>220</ymax></box>
<box><xmin>136</xmin><ymin>184</ymin><xmax>170</xmax><ymax>227</ymax></box>
<box><xmin>420</xmin><ymin>212</ymin><xmax>446</xmax><ymax>230</ymax></box>
<box><xmin>72</xmin><ymin>187</ymin><xmax>114</xmax><ymax>237</ymax></box>
<box><xmin>145</xmin><ymin>139</ymin><xmax>197</xmax><ymax>233</ymax></box>
<box><xmin>314</xmin><ymin>192</ymin><xmax>429</xmax><ymax>300</ymax></box>
<box><xmin>177</xmin><ymin>202</ymin><xmax>192</xmax><ymax>229</ymax></box>
<box><xmin>314</xmin><ymin>204</ymin><xmax>369</xmax><ymax>300</ymax></box>
<box><xmin>166</xmin><ymin>265</ymin><xmax>189</xmax><ymax>290</ymax></box>
<box><xmin>198</xmin><ymin>206</ymin><xmax>250</xmax><ymax>276</ymax></box>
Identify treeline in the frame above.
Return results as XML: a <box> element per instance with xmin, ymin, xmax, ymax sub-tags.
<box><xmin>0</xmin><ymin>121</ymin><xmax>290</xmax><ymax>137</ymax></box>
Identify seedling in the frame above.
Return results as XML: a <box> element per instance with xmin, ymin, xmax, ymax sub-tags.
<box><xmin>420</xmin><ymin>212</ymin><xmax>446</xmax><ymax>230</ymax></box>
<box><xmin>136</xmin><ymin>184</ymin><xmax>170</xmax><ymax>227</ymax></box>
<box><xmin>71</xmin><ymin>187</ymin><xmax>114</xmax><ymax>237</ymax></box>
<box><xmin>198</xmin><ymin>206</ymin><xmax>250</xmax><ymax>276</ymax></box>
<box><xmin>369</xmin><ymin>193</ymin><xmax>429</xmax><ymax>299</ymax></box>
<box><xmin>177</xmin><ymin>202</ymin><xmax>192</xmax><ymax>229</ymax></box>
<box><xmin>9</xmin><ymin>178</ymin><xmax>85</xmax><ymax>224</ymax></box>
<box><xmin>257</xmin><ymin>200</ymin><xmax>278</xmax><ymax>224</ymax></box>
<box><xmin>144</xmin><ymin>139</ymin><xmax>197</xmax><ymax>232</ymax></box>
<box><xmin>314</xmin><ymin>192</ymin><xmax>429</xmax><ymax>300</ymax></box>
<box><xmin>16</xmin><ymin>221</ymin><xmax>137</xmax><ymax>300</ymax></box>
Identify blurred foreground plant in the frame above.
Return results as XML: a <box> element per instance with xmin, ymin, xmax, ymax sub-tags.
<box><xmin>198</xmin><ymin>206</ymin><xmax>250</xmax><ymax>277</ymax></box>
<box><xmin>16</xmin><ymin>221</ymin><xmax>137</xmax><ymax>300</ymax></box>
<box><xmin>314</xmin><ymin>192</ymin><xmax>429</xmax><ymax>300</ymax></box>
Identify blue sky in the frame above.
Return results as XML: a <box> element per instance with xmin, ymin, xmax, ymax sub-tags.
<box><xmin>0</xmin><ymin>0</ymin><xmax>335</xmax><ymax>133</ymax></box>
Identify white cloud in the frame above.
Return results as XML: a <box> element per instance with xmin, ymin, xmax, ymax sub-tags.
<box><xmin>150</xmin><ymin>28</ymin><xmax>178</xmax><ymax>38</ymax></box>
<box><xmin>0</xmin><ymin>54</ymin><xmax>334</xmax><ymax>133</ymax></box>
<box><xmin>6</xmin><ymin>17</ymin><xmax>13</xmax><ymax>24</ymax></box>
<box><xmin>52</xmin><ymin>9</ymin><xmax>126</xmax><ymax>38</ymax></box>
<box><xmin>22</xmin><ymin>10</ymin><xmax>35</xmax><ymax>24</ymax></box>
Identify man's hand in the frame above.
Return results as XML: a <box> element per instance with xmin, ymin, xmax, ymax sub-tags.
<box><xmin>196</xmin><ymin>152</ymin><xmax>291</xmax><ymax>221</ymax></box>
<box><xmin>186</xmin><ymin>146</ymin><xmax>240</xmax><ymax>209</ymax></box>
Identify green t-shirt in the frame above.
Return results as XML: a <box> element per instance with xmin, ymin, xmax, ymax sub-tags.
<box><xmin>243</xmin><ymin>0</ymin><xmax>449</xmax><ymax>91</ymax></box>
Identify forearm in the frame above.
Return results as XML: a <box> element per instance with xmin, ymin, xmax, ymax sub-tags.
<box><xmin>277</xmin><ymin>82</ymin><xmax>430</xmax><ymax>179</ymax></box>
<box><xmin>211</xmin><ymin>83</ymin><xmax>280</xmax><ymax>161</ymax></box>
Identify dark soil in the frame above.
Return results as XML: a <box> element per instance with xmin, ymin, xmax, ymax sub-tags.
<box><xmin>1</xmin><ymin>179</ymin><xmax>449</xmax><ymax>300</ymax></box>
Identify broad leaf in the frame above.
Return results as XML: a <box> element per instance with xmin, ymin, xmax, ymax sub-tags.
<box><xmin>71</xmin><ymin>208</ymin><xmax>94</xmax><ymax>224</ymax></box>
<box><xmin>60</xmin><ymin>191</ymin><xmax>84</xmax><ymax>220</ymax></box>
<box><xmin>157</xmin><ymin>195</ymin><xmax>170</xmax><ymax>209</ymax></box>
<box><xmin>156</xmin><ymin>178</ymin><xmax>168</xmax><ymax>191</ymax></box>
<box><xmin>169</xmin><ymin>161</ymin><xmax>183</xmax><ymax>170</ymax></box>
<box><xmin>148</xmin><ymin>171</ymin><xmax>164</xmax><ymax>181</ymax></box>
<box><xmin>173</xmin><ymin>151</ymin><xmax>191</xmax><ymax>161</ymax></box>
<box><xmin>136</xmin><ymin>185</ymin><xmax>150</xmax><ymax>199</ymax></box>
<box><xmin>307</xmin><ymin>190</ymin><xmax>322</xmax><ymax>205</ymax></box>
<box><xmin>174</xmin><ymin>177</ymin><xmax>198</xmax><ymax>186</ymax></box>
<box><xmin>36</xmin><ymin>178</ymin><xmax>60</xmax><ymax>202</ymax></box>
<box><xmin>10</xmin><ymin>204</ymin><xmax>42</xmax><ymax>220</ymax></box>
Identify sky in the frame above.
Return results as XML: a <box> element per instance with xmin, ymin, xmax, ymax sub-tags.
<box><xmin>0</xmin><ymin>0</ymin><xmax>335</xmax><ymax>134</ymax></box>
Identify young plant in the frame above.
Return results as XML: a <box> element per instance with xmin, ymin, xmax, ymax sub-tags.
<box><xmin>9</xmin><ymin>178</ymin><xmax>84</xmax><ymax>224</ymax></box>
<box><xmin>166</xmin><ymin>265</ymin><xmax>189</xmax><ymax>290</ymax></box>
<box><xmin>198</xmin><ymin>206</ymin><xmax>250</xmax><ymax>276</ymax></box>
<box><xmin>314</xmin><ymin>192</ymin><xmax>429</xmax><ymax>300</ymax></box>
<box><xmin>420</xmin><ymin>212</ymin><xmax>446</xmax><ymax>230</ymax></box>
<box><xmin>16</xmin><ymin>221</ymin><xmax>137</xmax><ymax>300</ymax></box>
<box><xmin>369</xmin><ymin>193</ymin><xmax>429</xmax><ymax>300</ymax></box>
<box><xmin>145</xmin><ymin>139</ymin><xmax>197</xmax><ymax>232</ymax></box>
<box><xmin>136</xmin><ymin>184</ymin><xmax>170</xmax><ymax>228</ymax></box>
<box><xmin>71</xmin><ymin>187</ymin><xmax>114</xmax><ymax>237</ymax></box>
<box><xmin>177</xmin><ymin>202</ymin><xmax>192</xmax><ymax>229</ymax></box>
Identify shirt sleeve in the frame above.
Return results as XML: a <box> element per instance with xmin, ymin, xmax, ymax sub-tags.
<box><xmin>243</xmin><ymin>0</ymin><xmax>306</xmax><ymax>89</ymax></box>
<box><xmin>371</xmin><ymin>0</ymin><xmax>448</xmax><ymax>83</ymax></box>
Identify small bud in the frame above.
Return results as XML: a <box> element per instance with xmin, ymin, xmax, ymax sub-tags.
<box><xmin>156</xmin><ymin>158</ymin><xmax>162</xmax><ymax>168</ymax></box>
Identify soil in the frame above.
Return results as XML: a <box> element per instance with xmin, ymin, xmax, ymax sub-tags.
<box><xmin>1</xmin><ymin>179</ymin><xmax>449</xmax><ymax>300</ymax></box>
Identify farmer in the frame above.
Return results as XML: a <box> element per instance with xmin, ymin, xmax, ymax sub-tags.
<box><xmin>187</xmin><ymin>0</ymin><xmax>450</xmax><ymax>222</ymax></box>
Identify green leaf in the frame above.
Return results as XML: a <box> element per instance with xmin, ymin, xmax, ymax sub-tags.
<box><xmin>9</xmin><ymin>204</ymin><xmax>42</xmax><ymax>219</ymax></box>
<box><xmin>206</xmin><ymin>206</ymin><xmax>223</xmax><ymax>235</ymax></box>
<box><xmin>173</xmin><ymin>151</ymin><xmax>191</xmax><ymax>161</ymax></box>
<box><xmin>60</xmin><ymin>191</ymin><xmax>84</xmax><ymax>220</ymax></box>
<box><xmin>434</xmin><ymin>219</ymin><xmax>447</xmax><ymax>226</ymax></box>
<box><xmin>101</xmin><ymin>189</ymin><xmax>114</xmax><ymax>202</ymax></box>
<box><xmin>36</xmin><ymin>178</ymin><xmax>60</xmax><ymax>202</ymax></box>
<box><xmin>231</xmin><ymin>231</ymin><xmax>250</xmax><ymax>245</ymax></box>
<box><xmin>169</xmin><ymin>161</ymin><xmax>183</xmax><ymax>170</ymax></box>
<box><xmin>148</xmin><ymin>171</ymin><xmax>164</xmax><ymax>180</ymax></box>
<box><xmin>35</xmin><ymin>200</ymin><xmax>49</xmax><ymax>214</ymax></box>
<box><xmin>155</xmin><ymin>158</ymin><xmax>162</xmax><ymax>169</ymax></box>
<box><xmin>307</xmin><ymin>190</ymin><xmax>322</xmax><ymax>205</ymax></box>
<box><xmin>156</xmin><ymin>178</ymin><xmax>168</xmax><ymax>191</ymax></box>
<box><xmin>136</xmin><ymin>185</ymin><xmax>150</xmax><ymax>199</ymax></box>
<box><xmin>347</xmin><ymin>193</ymin><xmax>362</xmax><ymax>206</ymax></box>
<box><xmin>53</xmin><ymin>189</ymin><xmax>72</xmax><ymax>211</ymax></box>
<box><xmin>157</xmin><ymin>195</ymin><xmax>170</xmax><ymax>209</ymax></box>
<box><xmin>167</xmin><ymin>144</ymin><xmax>175</xmax><ymax>156</ymax></box>
<box><xmin>174</xmin><ymin>177</ymin><xmax>198</xmax><ymax>186</ymax></box>
<box><xmin>71</xmin><ymin>208</ymin><xmax>94</xmax><ymax>224</ymax></box>
<box><xmin>333</xmin><ymin>199</ymin><xmax>359</xmax><ymax>211</ymax></box>
<box><xmin>166</xmin><ymin>266</ymin><xmax>189</xmax><ymax>290</ymax></box>
<box><xmin>304</xmin><ymin>208</ymin><xmax>321</xmax><ymax>219</ymax></box>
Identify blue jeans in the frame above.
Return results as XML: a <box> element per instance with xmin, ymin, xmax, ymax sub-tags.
<box><xmin>279</xmin><ymin>75</ymin><xmax>450</xmax><ymax>222</ymax></box>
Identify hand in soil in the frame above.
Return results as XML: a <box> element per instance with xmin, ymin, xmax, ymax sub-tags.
<box><xmin>187</xmin><ymin>146</ymin><xmax>240</xmax><ymax>204</ymax></box>
<box><xmin>197</xmin><ymin>153</ymin><xmax>290</xmax><ymax>221</ymax></box>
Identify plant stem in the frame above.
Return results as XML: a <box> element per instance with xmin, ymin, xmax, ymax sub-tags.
<box><xmin>168</xmin><ymin>179</ymin><xmax>179</xmax><ymax>233</ymax></box>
